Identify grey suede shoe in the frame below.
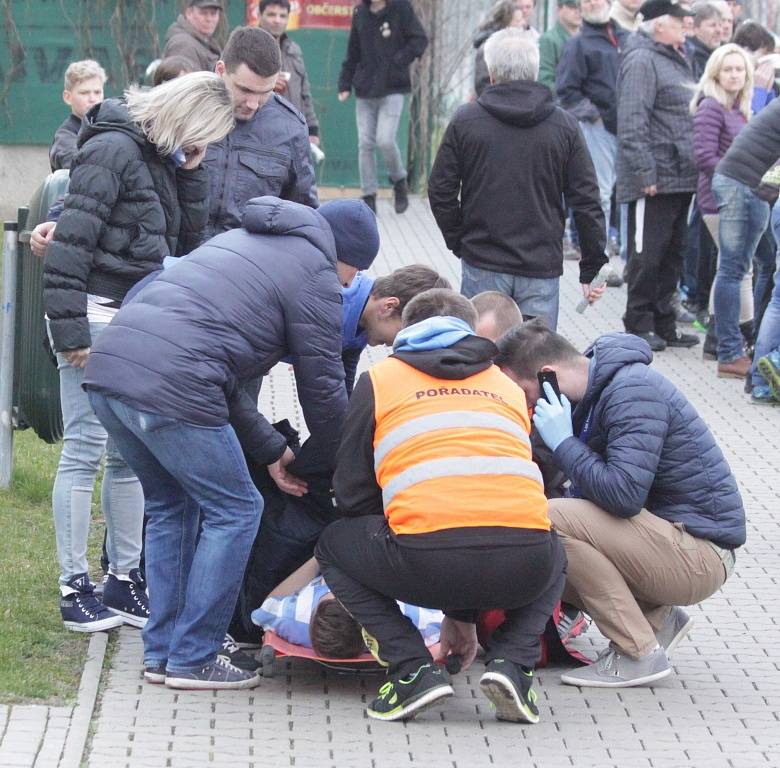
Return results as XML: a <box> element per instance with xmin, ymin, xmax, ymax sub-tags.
<box><xmin>561</xmin><ymin>646</ymin><xmax>671</xmax><ymax>688</ymax></box>
<box><xmin>655</xmin><ymin>607</ymin><xmax>694</xmax><ymax>659</ymax></box>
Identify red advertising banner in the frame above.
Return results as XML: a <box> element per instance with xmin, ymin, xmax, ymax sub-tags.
<box><xmin>246</xmin><ymin>1</ymin><xmax>358</xmax><ymax>30</ymax></box>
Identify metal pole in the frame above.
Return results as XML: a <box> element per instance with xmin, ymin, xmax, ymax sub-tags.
<box><xmin>0</xmin><ymin>221</ymin><xmax>19</xmax><ymax>488</ymax></box>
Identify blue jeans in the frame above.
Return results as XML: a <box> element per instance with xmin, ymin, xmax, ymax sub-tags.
<box><xmin>712</xmin><ymin>173</ymin><xmax>770</xmax><ymax>362</ymax></box>
<box><xmin>88</xmin><ymin>392</ymin><xmax>263</xmax><ymax>673</ymax></box>
<box><xmin>356</xmin><ymin>94</ymin><xmax>406</xmax><ymax>196</ymax></box>
<box><xmin>50</xmin><ymin>321</ymin><xmax>143</xmax><ymax>584</ymax></box>
<box><xmin>460</xmin><ymin>261</ymin><xmax>560</xmax><ymax>330</ymax></box>
<box><xmin>752</xmin><ymin>202</ymin><xmax>780</xmax><ymax>387</ymax></box>
<box><xmin>580</xmin><ymin>120</ymin><xmax>617</xmax><ymax>256</ymax></box>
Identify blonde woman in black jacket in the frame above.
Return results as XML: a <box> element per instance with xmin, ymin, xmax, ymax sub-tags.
<box><xmin>43</xmin><ymin>72</ymin><xmax>233</xmax><ymax>635</ymax></box>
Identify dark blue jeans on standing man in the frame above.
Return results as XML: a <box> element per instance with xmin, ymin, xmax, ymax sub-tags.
<box><xmin>88</xmin><ymin>392</ymin><xmax>263</xmax><ymax>673</ymax></box>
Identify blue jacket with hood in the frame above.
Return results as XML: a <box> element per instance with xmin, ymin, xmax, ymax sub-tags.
<box><xmin>553</xmin><ymin>333</ymin><xmax>745</xmax><ymax>549</ymax></box>
<box><xmin>83</xmin><ymin>197</ymin><xmax>347</xmax><ymax>470</ymax></box>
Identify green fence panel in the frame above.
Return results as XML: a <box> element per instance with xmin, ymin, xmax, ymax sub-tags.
<box><xmin>13</xmin><ymin>169</ymin><xmax>70</xmax><ymax>444</ymax></box>
<box><xmin>0</xmin><ymin>2</ymin><xmax>387</xmax><ymax>187</ymax></box>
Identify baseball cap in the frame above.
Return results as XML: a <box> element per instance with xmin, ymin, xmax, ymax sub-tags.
<box><xmin>639</xmin><ymin>0</ymin><xmax>695</xmax><ymax>20</ymax></box>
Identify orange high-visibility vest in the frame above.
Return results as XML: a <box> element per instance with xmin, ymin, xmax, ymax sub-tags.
<box><xmin>368</xmin><ymin>356</ymin><xmax>551</xmax><ymax>536</ymax></box>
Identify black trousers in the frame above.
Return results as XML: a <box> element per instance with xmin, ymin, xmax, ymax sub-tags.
<box><xmin>624</xmin><ymin>193</ymin><xmax>693</xmax><ymax>337</ymax></box>
<box><xmin>315</xmin><ymin>516</ymin><xmax>566</xmax><ymax>675</ymax></box>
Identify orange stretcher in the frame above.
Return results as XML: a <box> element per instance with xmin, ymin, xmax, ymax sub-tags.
<box><xmin>258</xmin><ymin>630</ymin><xmax>446</xmax><ymax>677</ymax></box>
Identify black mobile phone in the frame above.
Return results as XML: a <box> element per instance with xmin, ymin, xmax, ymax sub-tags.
<box><xmin>537</xmin><ymin>370</ymin><xmax>561</xmax><ymax>403</ymax></box>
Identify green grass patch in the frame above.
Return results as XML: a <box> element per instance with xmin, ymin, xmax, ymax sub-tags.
<box><xmin>0</xmin><ymin>429</ymin><xmax>105</xmax><ymax>704</ymax></box>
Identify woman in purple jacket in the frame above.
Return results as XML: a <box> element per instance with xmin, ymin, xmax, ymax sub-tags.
<box><xmin>691</xmin><ymin>44</ymin><xmax>758</xmax><ymax>379</ymax></box>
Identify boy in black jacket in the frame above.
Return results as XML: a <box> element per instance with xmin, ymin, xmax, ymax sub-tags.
<box><xmin>49</xmin><ymin>60</ymin><xmax>106</xmax><ymax>171</ymax></box>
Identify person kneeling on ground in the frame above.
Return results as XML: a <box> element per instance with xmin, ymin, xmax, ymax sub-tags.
<box><xmin>252</xmin><ymin>557</ymin><xmax>443</xmax><ymax>658</ymax></box>
<box><xmin>83</xmin><ymin>196</ymin><xmax>379</xmax><ymax>691</ymax></box>
<box><xmin>315</xmin><ymin>288</ymin><xmax>566</xmax><ymax>723</ymax></box>
<box><xmin>496</xmin><ymin>321</ymin><xmax>746</xmax><ymax>688</ymax></box>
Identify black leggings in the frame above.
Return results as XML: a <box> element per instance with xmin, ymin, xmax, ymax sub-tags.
<box><xmin>315</xmin><ymin>516</ymin><xmax>566</xmax><ymax>675</ymax></box>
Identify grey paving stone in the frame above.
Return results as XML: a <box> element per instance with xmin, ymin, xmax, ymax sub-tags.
<box><xmin>83</xmin><ymin>197</ymin><xmax>780</xmax><ymax>768</ymax></box>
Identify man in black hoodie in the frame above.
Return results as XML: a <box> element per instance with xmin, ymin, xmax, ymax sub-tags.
<box><xmin>428</xmin><ymin>28</ymin><xmax>606</xmax><ymax>331</ymax></box>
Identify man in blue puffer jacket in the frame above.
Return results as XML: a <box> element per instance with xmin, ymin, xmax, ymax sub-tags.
<box><xmin>83</xmin><ymin>196</ymin><xmax>379</xmax><ymax>691</ymax></box>
<box><xmin>496</xmin><ymin>323</ymin><xmax>745</xmax><ymax>689</ymax></box>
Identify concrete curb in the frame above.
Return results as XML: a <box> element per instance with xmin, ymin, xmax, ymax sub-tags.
<box><xmin>59</xmin><ymin>632</ymin><xmax>108</xmax><ymax>768</ymax></box>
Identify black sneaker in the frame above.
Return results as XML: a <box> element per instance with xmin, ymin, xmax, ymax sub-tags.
<box><xmin>60</xmin><ymin>573</ymin><xmax>124</xmax><ymax>633</ymax></box>
<box><xmin>143</xmin><ymin>661</ymin><xmax>167</xmax><ymax>684</ymax></box>
<box><xmin>392</xmin><ymin>178</ymin><xmax>409</xmax><ymax>214</ymax></box>
<box><xmin>367</xmin><ymin>663</ymin><xmax>454</xmax><ymax>721</ymax></box>
<box><xmin>633</xmin><ymin>331</ymin><xmax>667</xmax><ymax>352</ymax></box>
<box><xmin>165</xmin><ymin>654</ymin><xmax>261</xmax><ymax>690</ymax></box>
<box><xmin>361</xmin><ymin>194</ymin><xmax>376</xmax><ymax>214</ymax></box>
<box><xmin>480</xmin><ymin>659</ymin><xmax>540</xmax><ymax>724</ymax></box>
<box><xmin>103</xmin><ymin>569</ymin><xmax>150</xmax><ymax>628</ymax></box>
<box><xmin>661</xmin><ymin>329</ymin><xmax>700</xmax><ymax>348</ymax></box>
<box><xmin>221</xmin><ymin>633</ymin><xmax>260</xmax><ymax>671</ymax></box>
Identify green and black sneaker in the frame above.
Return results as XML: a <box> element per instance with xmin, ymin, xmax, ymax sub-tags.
<box><xmin>367</xmin><ymin>662</ymin><xmax>454</xmax><ymax>722</ymax></box>
<box><xmin>480</xmin><ymin>658</ymin><xmax>540</xmax><ymax>724</ymax></box>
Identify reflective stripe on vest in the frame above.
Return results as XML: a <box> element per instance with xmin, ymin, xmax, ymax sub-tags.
<box><xmin>382</xmin><ymin>455</ymin><xmax>544</xmax><ymax>510</ymax></box>
<box><xmin>373</xmin><ymin>410</ymin><xmax>531</xmax><ymax>469</ymax></box>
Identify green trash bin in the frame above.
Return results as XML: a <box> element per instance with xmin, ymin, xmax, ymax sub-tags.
<box><xmin>13</xmin><ymin>169</ymin><xmax>70</xmax><ymax>444</ymax></box>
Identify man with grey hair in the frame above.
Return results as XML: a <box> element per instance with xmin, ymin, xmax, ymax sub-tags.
<box><xmin>616</xmin><ymin>0</ymin><xmax>700</xmax><ymax>351</ymax></box>
<box><xmin>686</xmin><ymin>2</ymin><xmax>723</xmax><ymax>78</ymax></box>
<box><xmin>428</xmin><ymin>28</ymin><xmax>606</xmax><ymax>330</ymax></box>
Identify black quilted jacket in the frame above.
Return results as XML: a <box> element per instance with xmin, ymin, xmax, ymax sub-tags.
<box><xmin>43</xmin><ymin>99</ymin><xmax>208</xmax><ymax>352</ymax></box>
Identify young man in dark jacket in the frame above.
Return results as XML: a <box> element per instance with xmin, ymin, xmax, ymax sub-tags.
<box><xmin>616</xmin><ymin>0</ymin><xmax>700</xmax><ymax>351</ymax></box>
<box><xmin>206</xmin><ymin>26</ymin><xmax>318</xmax><ymax>239</ymax></box>
<box><xmin>338</xmin><ymin>0</ymin><xmax>428</xmax><ymax>214</ymax></box>
<box><xmin>496</xmin><ymin>322</ymin><xmax>745</xmax><ymax>688</ymax></box>
<box><xmin>83</xmin><ymin>197</ymin><xmax>379</xmax><ymax>690</ymax></box>
<box><xmin>258</xmin><ymin>0</ymin><xmax>321</xmax><ymax>144</ymax></box>
<box><xmin>428</xmin><ymin>28</ymin><xmax>607</xmax><ymax>331</ymax></box>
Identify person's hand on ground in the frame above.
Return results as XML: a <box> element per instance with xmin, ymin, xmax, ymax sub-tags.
<box><xmin>338</xmin><ymin>91</ymin><xmax>350</xmax><ymax>102</ymax></box>
<box><xmin>436</xmin><ymin>616</ymin><xmax>478</xmax><ymax>671</ymax></box>
<box><xmin>533</xmin><ymin>382</ymin><xmax>573</xmax><ymax>451</ymax></box>
<box><xmin>64</xmin><ymin>347</ymin><xmax>91</xmax><ymax>369</ymax></box>
<box><xmin>581</xmin><ymin>282</ymin><xmax>606</xmax><ymax>305</ymax></box>
<box><xmin>268</xmin><ymin>446</ymin><xmax>308</xmax><ymax>497</ymax></box>
<box><xmin>30</xmin><ymin>221</ymin><xmax>56</xmax><ymax>258</ymax></box>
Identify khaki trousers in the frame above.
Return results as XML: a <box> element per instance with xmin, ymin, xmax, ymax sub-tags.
<box><xmin>548</xmin><ymin>499</ymin><xmax>728</xmax><ymax>658</ymax></box>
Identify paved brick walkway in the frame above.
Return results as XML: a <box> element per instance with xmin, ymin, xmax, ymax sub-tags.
<box><xmin>0</xmin><ymin>705</ymin><xmax>74</xmax><ymax>767</ymax></box>
<box><xmin>86</xmin><ymin>197</ymin><xmax>780</xmax><ymax>768</ymax></box>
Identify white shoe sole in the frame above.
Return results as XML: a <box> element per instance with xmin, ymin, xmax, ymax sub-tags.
<box><xmin>63</xmin><ymin>615</ymin><xmax>124</xmax><ymax>633</ymax></box>
<box><xmin>480</xmin><ymin>673</ymin><xmax>539</xmax><ymax>724</ymax></box>
<box><xmin>164</xmin><ymin>673</ymin><xmax>261</xmax><ymax>691</ymax></box>
<box><xmin>367</xmin><ymin>684</ymin><xmax>454</xmax><ymax>722</ymax></box>
<box><xmin>106</xmin><ymin>607</ymin><xmax>148</xmax><ymax>629</ymax></box>
<box><xmin>143</xmin><ymin>671</ymin><xmax>166</xmax><ymax>685</ymax></box>
<box><xmin>664</xmin><ymin>617</ymin><xmax>694</xmax><ymax>660</ymax></box>
<box><xmin>560</xmin><ymin>666</ymin><xmax>672</xmax><ymax>688</ymax></box>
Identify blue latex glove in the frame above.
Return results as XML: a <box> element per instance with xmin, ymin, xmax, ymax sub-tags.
<box><xmin>533</xmin><ymin>382</ymin><xmax>573</xmax><ymax>451</ymax></box>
